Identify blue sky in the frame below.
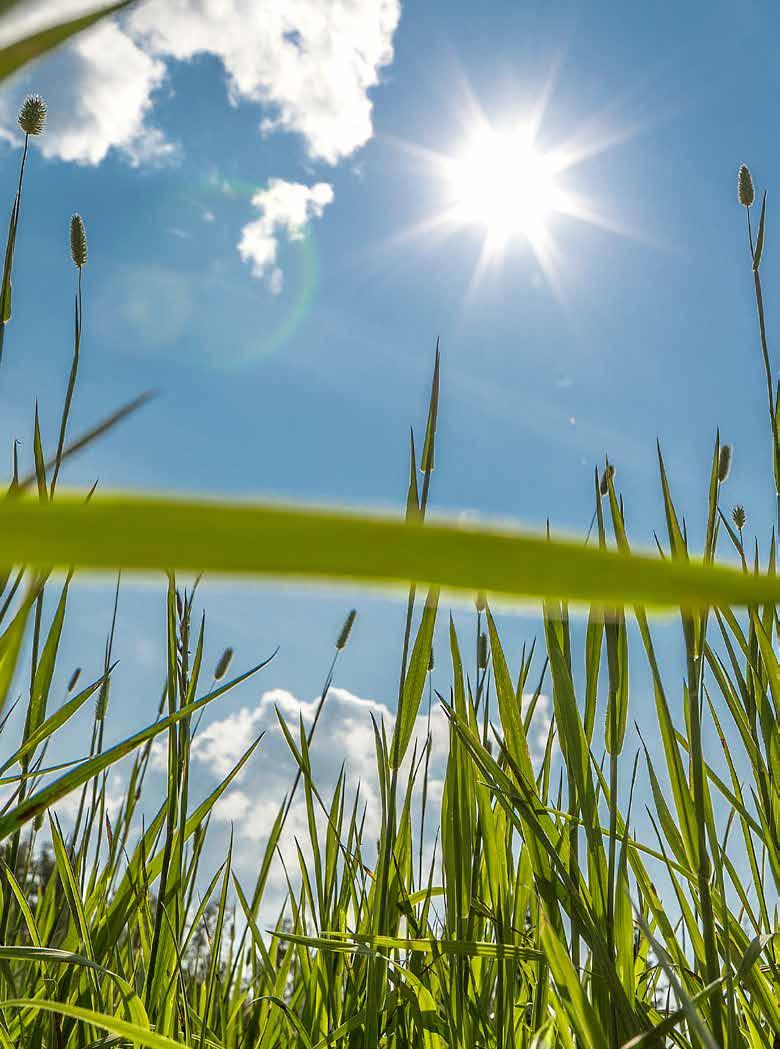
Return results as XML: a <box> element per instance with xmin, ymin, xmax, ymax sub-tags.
<box><xmin>0</xmin><ymin>0</ymin><xmax>778</xmax><ymax>897</ymax></box>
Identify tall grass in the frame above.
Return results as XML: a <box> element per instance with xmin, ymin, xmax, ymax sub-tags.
<box><xmin>0</xmin><ymin>5</ymin><xmax>778</xmax><ymax>1047</ymax></box>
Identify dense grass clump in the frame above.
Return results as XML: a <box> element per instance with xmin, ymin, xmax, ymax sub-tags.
<box><xmin>0</xmin><ymin>6</ymin><xmax>778</xmax><ymax>1048</ymax></box>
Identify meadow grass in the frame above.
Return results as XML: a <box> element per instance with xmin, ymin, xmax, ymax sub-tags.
<box><xmin>0</xmin><ymin>4</ymin><xmax>778</xmax><ymax>1047</ymax></box>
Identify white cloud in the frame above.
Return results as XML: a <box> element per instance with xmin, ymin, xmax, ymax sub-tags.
<box><xmin>188</xmin><ymin>683</ymin><xmax>552</xmax><ymax>845</ymax></box>
<box><xmin>0</xmin><ymin>19</ymin><xmax>172</xmax><ymax>166</ymax></box>
<box><xmin>237</xmin><ymin>179</ymin><xmax>333</xmax><ymax>290</ymax></box>
<box><xmin>0</xmin><ymin>0</ymin><xmax>400</xmax><ymax>291</ymax></box>
<box><xmin>129</xmin><ymin>0</ymin><xmax>401</xmax><ymax>164</ymax></box>
<box><xmin>1</xmin><ymin>0</ymin><xmax>399</xmax><ymax>166</ymax></box>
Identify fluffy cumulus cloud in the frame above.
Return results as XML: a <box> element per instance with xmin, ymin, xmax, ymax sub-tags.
<box><xmin>0</xmin><ymin>5</ymin><xmax>171</xmax><ymax>165</ymax></box>
<box><xmin>149</xmin><ymin>682</ymin><xmax>552</xmax><ymax>918</ymax></box>
<box><xmin>0</xmin><ymin>0</ymin><xmax>400</xmax><ymax>280</ymax></box>
<box><xmin>129</xmin><ymin>0</ymin><xmax>401</xmax><ymax>165</ymax></box>
<box><xmin>238</xmin><ymin>179</ymin><xmax>334</xmax><ymax>292</ymax></box>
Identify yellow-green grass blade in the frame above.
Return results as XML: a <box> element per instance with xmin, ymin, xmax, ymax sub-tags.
<box><xmin>0</xmin><ymin>1</ymin><xmax>134</xmax><ymax>82</ymax></box>
<box><xmin>0</xmin><ymin>999</ymin><xmax>187</xmax><ymax>1049</ymax></box>
<box><xmin>3</xmin><ymin>492</ymin><xmax>780</xmax><ymax>608</ymax></box>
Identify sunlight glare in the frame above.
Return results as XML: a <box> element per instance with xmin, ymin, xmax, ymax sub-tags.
<box><xmin>448</xmin><ymin>128</ymin><xmax>562</xmax><ymax>242</ymax></box>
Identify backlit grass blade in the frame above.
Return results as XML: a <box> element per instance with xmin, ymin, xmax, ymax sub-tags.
<box><xmin>4</xmin><ymin>492</ymin><xmax>780</xmax><ymax>608</ymax></box>
<box><xmin>0</xmin><ymin>1000</ymin><xmax>188</xmax><ymax>1049</ymax></box>
<box><xmin>0</xmin><ymin>2</ymin><xmax>134</xmax><ymax>83</ymax></box>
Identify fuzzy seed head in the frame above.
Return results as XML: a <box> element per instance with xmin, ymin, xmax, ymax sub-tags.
<box><xmin>475</xmin><ymin>591</ymin><xmax>487</xmax><ymax>613</ymax></box>
<box><xmin>599</xmin><ymin>463</ymin><xmax>615</xmax><ymax>497</ymax></box>
<box><xmin>732</xmin><ymin>504</ymin><xmax>746</xmax><ymax>530</ymax></box>
<box><xmin>18</xmin><ymin>94</ymin><xmax>46</xmax><ymax>136</ymax></box>
<box><xmin>478</xmin><ymin>632</ymin><xmax>489</xmax><ymax>670</ymax></box>
<box><xmin>214</xmin><ymin>647</ymin><xmax>233</xmax><ymax>681</ymax></box>
<box><xmin>70</xmin><ymin>213</ymin><xmax>87</xmax><ymax>268</ymax></box>
<box><xmin>718</xmin><ymin>444</ymin><xmax>733</xmax><ymax>483</ymax></box>
<box><xmin>336</xmin><ymin>610</ymin><xmax>356</xmax><ymax>650</ymax></box>
<box><xmin>738</xmin><ymin>164</ymin><xmax>755</xmax><ymax>208</ymax></box>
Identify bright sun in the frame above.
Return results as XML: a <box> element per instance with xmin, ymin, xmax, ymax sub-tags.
<box><xmin>387</xmin><ymin>93</ymin><xmax>626</xmax><ymax>295</ymax></box>
<box><xmin>448</xmin><ymin>128</ymin><xmax>563</xmax><ymax>242</ymax></box>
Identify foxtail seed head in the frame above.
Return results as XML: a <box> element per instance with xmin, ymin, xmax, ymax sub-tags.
<box><xmin>738</xmin><ymin>164</ymin><xmax>755</xmax><ymax>208</ymax></box>
<box><xmin>732</xmin><ymin>505</ymin><xmax>746</xmax><ymax>530</ymax></box>
<box><xmin>18</xmin><ymin>94</ymin><xmax>46</xmax><ymax>136</ymax></box>
<box><xmin>70</xmin><ymin>213</ymin><xmax>87</xmax><ymax>268</ymax></box>
<box><xmin>478</xmin><ymin>632</ymin><xmax>488</xmax><ymax>670</ymax></box>
<box><xmin>214</xmin><ymin>647</ymin><xmax>234</xmax><ymax>681</ymax></box>
<box><xmin>718</xmin><ymin>444</ymin><xmax>733</xmax><ymax>483</ymax></box>
<box><xmin>336</xmin><ymin>609</ymin><xmax>356</xmax><ymax>650</ymax></box>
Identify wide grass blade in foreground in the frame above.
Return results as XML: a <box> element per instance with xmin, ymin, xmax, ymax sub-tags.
<box><xmin>0</xmin><ymin>491</ymin><xmax>778</xmax><ymax>609</ymax></box>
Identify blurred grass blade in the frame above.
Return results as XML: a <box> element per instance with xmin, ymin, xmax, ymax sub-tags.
<box><xmin>3</xmin><ymin>493</ymin><xmax>780</xmax><ymax>609</ymax></box>
<box><xmin>0</xmin><ymin>1</ymin><xmax>134</xmax><ymax>82</ymax></box>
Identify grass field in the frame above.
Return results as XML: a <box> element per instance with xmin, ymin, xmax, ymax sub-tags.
<box><xmin>0</xmin><ymin>4</ymin><xmax>778</xmax><ymax>1047</ymax></box>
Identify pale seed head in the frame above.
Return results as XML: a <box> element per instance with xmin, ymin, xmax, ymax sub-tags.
<box><xmin>738</xmin><ymin>164</ymin><xmax>755</xmax><ymax>208</ymax></box>
<box><xmin>18</xmin><ymin>94</ymin><xmax>46</xmax><ymax>136</ymax></box>
<box><xmin>70</xmin><ymin>213</ymin><xmax>87</xmax><ymax>268</ymax></box>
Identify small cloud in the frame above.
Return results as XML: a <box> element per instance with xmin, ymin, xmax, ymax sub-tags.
<box><xmin>202</xmin><ymin>211</ymin><xmax>216</xmax><ymax>223</ymax></box>
<box><xmin>237</xmin><ymin>179</ymin><xmax>333</xmax><ymax>291</ymax></box>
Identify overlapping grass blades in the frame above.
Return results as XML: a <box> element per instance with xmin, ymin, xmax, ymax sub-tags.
<box><xmin>0</xmin><ymin>5</ymin><xmax>778</xmax><ymax>1047</ymax></box>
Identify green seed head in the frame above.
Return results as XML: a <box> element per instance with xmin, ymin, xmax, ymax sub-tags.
<box><xmin>738</xmin><ymin>164</ymin><xmax>754</xmax><ymax>208</ymax></box>
<box><xmin>732</xmin><ymin>504</ymin><xmax>746</xmax><ymax>530</ymax></box>
<box><xmin>18</xmin><ymin>94</ymin><xmax>46</xmax><ymax>136</ymax></box>
<box><xmin>214</xmin><ymin>647</ymin><xmax>234</xmax><ymax>681</ymax></box>
<box><xmin>718</xmin><ymin>444</ymin><xmax>732</xmax><ymax>483</ymax></box>
<box><xmin>70</xmin><ymin>213</ymin><xmax>87</xmax><ymax>268</ymax></box>
<box><xmin>478</xmin><ymin>632</ymin><xmax>488</xmax><ymax>670</ymax></box>
<box><xmin>336</xmin><ymin>609</ymin><xmax>356</xmax><ymax>650</ymax></box>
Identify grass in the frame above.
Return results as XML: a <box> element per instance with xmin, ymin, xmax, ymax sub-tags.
<box><xmin>0</xmin><ymin>4</ymin><xmax>778</xmax><ymax>1046</ymax></box>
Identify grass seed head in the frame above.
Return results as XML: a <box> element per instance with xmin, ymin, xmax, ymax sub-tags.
<box><xmin>478</xmin><ymin>632</ymin><xmax>488</xmax><ymax>669</ymax></box>
<box><xmin>738</xmin><ymin>164</ymin><xmax>755</xmax><ymax>207</ymax></box>
<box><xmin>67</xmin><ymin>667</ymin><xmax>81</xmax><ymax>692</ymax></box>
<box><xmin>70</xmin><ymin>213</ymin><xmax>87</xmax><ymax>268</ymax></box>
<box><xmin>18</xmin><ymin>94</ymin><xmax>46</xmax><ymax>136</ymax></box>
<box><xmin>718</xmin><ymin>443</ymin><xmax>733</xmax><ymax>482</ymax></box>
<box><xmin>732</xmin><ymin>504</ymin><xmax>746</xmax><ymax>530</ymax></box>
<box><xmin>336</xmin><ymin>609</ymin><xmax>356</xmax><ymax>650</ymax></box>
<box><xmin>599</xmin><ymin>463</ymin><xmax>615</xmax><ymax>496</ymax></box>
<box><xmin>475</xmin><ymin>591</ymin><xmax>487</xmax><ymax>612</ymax></box>
<box><xmin>428</xmin><ymin>647</ymin><xmax>434</xmax><ymax>672</ymax></box>
<box><xmin>214</xmin><ymin>647</ymin><xmax>234</xmax><ymax>680</ymax></box>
